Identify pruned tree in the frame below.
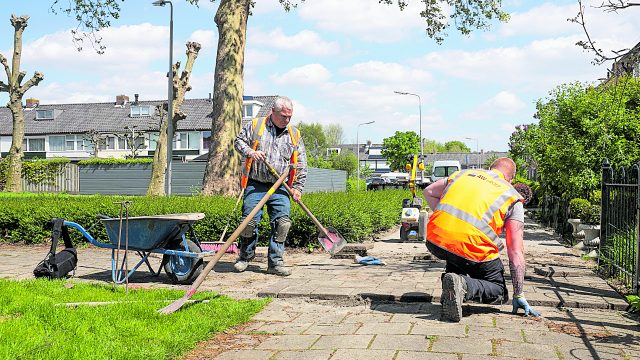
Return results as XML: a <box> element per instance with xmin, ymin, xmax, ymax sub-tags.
<box><xmin>570</xmin><ymin>0</ymin><xmax>640</xmax><ymax>68</ymax></box>
<box><xmin>83</xmin><ymin>129</ymin><xmax>107</xmax><ymax>157</ymax></box>
<box><xmin>0</xmin><ymin>15</ymin><xmax>44</xmax><ymax>192</ymax></box>
<box><xmin>119</xmin><ymin>126</ymin><xmax>145</xmax><ymax>159</ymax></box>
<box><xmin>54</xmin><ymin>0</ymin><xmax>508</xmax><ymax>196</ymax></box>
<box><xmin>147</xmin><ymin>41</ymin><xmax>201</xmax><ymax>196</ymax></box>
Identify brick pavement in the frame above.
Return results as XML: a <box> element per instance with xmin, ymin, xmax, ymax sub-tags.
<box><xmin>1</xmin><ymin>216</ymin><xmax>638</xmax><ymax>359</ymax></box>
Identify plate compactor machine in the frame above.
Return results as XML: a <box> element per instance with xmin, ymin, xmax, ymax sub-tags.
<box><xmin>400</xmin><ymin>155</ymin><xmax>429</xmax><ymax>242</ymax></box>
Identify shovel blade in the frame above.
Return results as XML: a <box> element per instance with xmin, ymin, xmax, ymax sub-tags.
<box><xmin>318</xmin><ymin>226</ymin><xmax>346</xmax><ymax>255</ymax></box>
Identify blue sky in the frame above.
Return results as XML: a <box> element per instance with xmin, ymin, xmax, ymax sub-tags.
<box><xmin>1</xmin><ymin>1</ymin><xmax>638</xmax><ymax>151</ymax></box>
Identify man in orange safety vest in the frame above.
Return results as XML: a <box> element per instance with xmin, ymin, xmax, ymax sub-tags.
<box><xmin>423</xmin><ymin>157</ymin><xmax>540</xmax><ymax>322</ymax></box>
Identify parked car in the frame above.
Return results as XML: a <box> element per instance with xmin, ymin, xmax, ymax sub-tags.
<box><xmin>430</xmin><ymin>160</ymin><xmax>461</xmax><ymax>182</ymax></box>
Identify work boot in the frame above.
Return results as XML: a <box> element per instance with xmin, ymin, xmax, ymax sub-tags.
<box><xmin>233</xmin><ymin>260</ymin><xmax>250</xmax><ymax>272</ymax></box>
<box><xmin>266</xmin><ymin>265</ymin><xmax>291</xmax><ymax>277</ymax></box>
<box><xmin>440</xmin><ymin>273</ymin><xmax>467</xmax><ymax>322</ymax></box>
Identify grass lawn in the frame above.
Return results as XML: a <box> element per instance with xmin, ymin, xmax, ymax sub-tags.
<box><xmin>0</xmin><ymin>279</ymin><xmax>269</xmax><ymax>359</ymax></box>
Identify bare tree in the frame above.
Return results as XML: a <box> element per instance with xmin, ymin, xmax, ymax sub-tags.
<box><xmin>119</xmin><ymin>125</ymin><xmax>145</xmax><ymax>159</ymax></box>
<box><xmin>146</xmin><ymin>41</ymin><xmax>201</xmax><ymax>196</ymax></box>
<box><xmin>83</xmin><ymin>129</ymin><xmax>107</xmax><ymax>157</ymax></box>
<box><xmin>0</xmin><ymin>15</ymin><xmax>44</xmax><ymax>192</ymax></box>
<box><xmin>570</xmin><ymin>0</ymin><xmax>640</xmax><ymax>67</ymax></box>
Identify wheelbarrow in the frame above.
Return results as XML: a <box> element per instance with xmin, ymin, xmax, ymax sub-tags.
<box><xmin>64</xmin><ymin>213</ymin><xmax>207</xmax><ymax>285</ymax></box>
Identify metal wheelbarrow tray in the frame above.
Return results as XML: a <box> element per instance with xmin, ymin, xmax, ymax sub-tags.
<box><xmin>64</xmin><ymin>213</ymin><xmax>207</xmax><ymax>285</ymax></box>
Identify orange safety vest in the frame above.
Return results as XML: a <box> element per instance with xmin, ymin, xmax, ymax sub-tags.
<box><xmin>427</xmin><ymin>169</ymin><xmax>523</xmax><ymax>262</ymax></box>
<box><xmin>240</xmin><ymin>116</ymin><xmax>301</xmax><ymax>189</ymax></box>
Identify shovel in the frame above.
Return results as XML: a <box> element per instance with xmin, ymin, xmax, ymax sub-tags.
<box><xmin>264</xmin><ymin>161</ymin><xmax>346</xmax><ymax>255</ymax></box>
<box><xmin>159</xmin><ymin>167</ymin><xmax>291</xmax><ymax>315</ymax></box>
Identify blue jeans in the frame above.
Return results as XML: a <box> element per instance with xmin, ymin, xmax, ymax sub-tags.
<box><xmin>239</xmin><ymin>180</ymin><xmax>291</xmax><ymax>268</ymax></box>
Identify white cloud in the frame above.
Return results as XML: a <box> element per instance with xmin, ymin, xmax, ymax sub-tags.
<box><xmin>340</xmin><ymin>61</ymin><xmax>432</xmax><ymax>84</ymax></box>
<box><xmin>271</xmin><ymin>64</ymin><xmax>332</xmax><ymax>86</ymax></box>
<box><xmin>188</xmin><ymin>30</ymin><xmax>216</xmax><ymax>52</ymax></box>
<box><xmin>297</xmin><ymin>0</ymin><xmax>424</xmax><ymax>42</ymax></box>
<box><xmin>463</xmin><ymin>91</ymin><xmax>526</xmax><ymax>120</ymax></box>
<box><xmin>249</xmin><ymin>28</ymin><xmax>339</xmax><ymax>56</ymax></box>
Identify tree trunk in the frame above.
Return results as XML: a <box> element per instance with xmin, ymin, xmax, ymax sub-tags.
<box><xmin>1</xmin><ymin>15</ymin><xmax>44</xmax><ymax>192</ymax></box>
<box><xmin>201</xmin><ymin>0</ymin><xmax>250</xmax><ymax>196</ymax></box>
<box><xmin>146</xmin><ymin>42</ymin><xmax>201</xmax><ymax>196</ymax></box>
<box><xmin>147</xmin><ymin>106</ymin><xmax>168</xmax><ymax>196</ymax></box>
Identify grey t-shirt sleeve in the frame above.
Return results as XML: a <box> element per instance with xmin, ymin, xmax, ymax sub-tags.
<box><xmin>505</xmin><ymin>201</ymin><xmax>525</xmax><ymax>223</ymax></box>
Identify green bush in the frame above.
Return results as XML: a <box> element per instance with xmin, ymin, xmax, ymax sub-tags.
<box><xmin>0</xmin><ymin>190</ymin><xmax>410</xmax><ymax>247</ymax></box>
<box><xmin>569</xmin><ymin>198</ymin><xmax>591</xmax><ymax>220</ymax></box>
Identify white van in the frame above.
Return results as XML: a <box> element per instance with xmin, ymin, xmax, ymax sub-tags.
<box><xmin>430</xmin><ymin>160</ymin><xmax>461</xmax><ymax>182</ymax></box>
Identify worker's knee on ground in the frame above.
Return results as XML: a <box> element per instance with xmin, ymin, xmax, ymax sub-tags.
<box><xmin>273</xmin><ymin>217</ymin><xmax>291</xmax><ymax>243</ymax></box>
<box><xmin>240</xmin><ymin>219</ymin><xmax>256</xmax><ymax>238</ymax></box>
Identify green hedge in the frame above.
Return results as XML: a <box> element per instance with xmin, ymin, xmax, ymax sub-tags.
<box><xmin>0</xmin><ymin>190</ymin><xmax>412</xmax><ymax>247</ymax></box>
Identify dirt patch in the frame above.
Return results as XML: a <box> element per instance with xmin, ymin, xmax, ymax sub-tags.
<box><xmin>183</xmin><ymin>322</ymin><xmax>271</xmax><ymax>360</ymax></box>
<box><xmin>546</xmin><ymin>321</ymin><xmax>612</xmax><ymax>339</ymax></box>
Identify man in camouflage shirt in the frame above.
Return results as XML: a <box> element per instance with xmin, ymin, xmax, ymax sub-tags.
<box><xmin>233</xmin><ymin>96</ymin><xmax>308</xmax><ymax>276</ymax></box>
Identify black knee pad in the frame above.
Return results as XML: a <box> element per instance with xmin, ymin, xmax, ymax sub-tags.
<box><xmin>240</xmin><ymin>218</ymin><xmax>256</xmax><ymax>238</ymax></box>
<box><xmin>273</xmin><ymin>217</ymin><xmax>291</xmax><ymax>243</ymax></box>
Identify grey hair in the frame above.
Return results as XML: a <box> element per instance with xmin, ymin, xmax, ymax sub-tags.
<box><xmin>273</xmin><ymin>96</ymin><xmax>293</xmax><ymax>111</ymax></box>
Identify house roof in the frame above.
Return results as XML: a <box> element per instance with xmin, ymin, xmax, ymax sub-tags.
<box><xmin>0</xmin><ymin>95</ymin><xmax>277</xmax><ymax>136</ymax></box>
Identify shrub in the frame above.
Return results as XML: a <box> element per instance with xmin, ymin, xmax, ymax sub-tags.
<box><xmin>569</xmin><ymin>198</ymin><xmax>591</xmax><ymax>220</ymax></box>
<box><xmin>513</xmin><ymin>183</ymin><xmax>533</xmax><ymax>205</ymax></box>
<box><xmin>0</xmin><ymin>190</ymin><xmax>410</xmax><ymax>247</ymax></box>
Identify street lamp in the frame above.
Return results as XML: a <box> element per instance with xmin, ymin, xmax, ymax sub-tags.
<box><xmin>356</xmin><ymin>120</ymin><xmax>375</xmax><ymax>191</ymax></box>
<box><xmin>394</xmin><ymin>91</ymin><xmax>423</xmax><ymax>180</ymax></box>
<box><xmin>465</xmin><ymin>137</ymin><xmax>479</xmax><ymax>168</ymax></box>
<box><xmin>153</xmin><ymin>0</ymin><xmax>174</xmax><ymax>195</ymax></box>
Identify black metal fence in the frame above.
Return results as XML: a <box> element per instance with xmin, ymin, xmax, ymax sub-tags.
<box><xmin>600</xmin><ymin>159</ymin><xmax>640</xmax><ymax>293</ymax></box>
<box><xmin>538</xmin><ymin>195</ymin><xmax>573</xmax><ymax>243</ymax></box>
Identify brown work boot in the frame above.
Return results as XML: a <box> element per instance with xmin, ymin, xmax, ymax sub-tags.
<box><xmin>266</xmin><ymin>265</ymin><xmax>291</xmax><ymax>277</ymax></box>
<box><xmin>440</xmin><ymin>273</ymin><xmax>467</xmax><ymax>322</ymax></box>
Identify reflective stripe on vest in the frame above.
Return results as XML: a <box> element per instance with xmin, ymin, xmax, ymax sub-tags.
<box><xmin>286</xmin><ymin>124</ymin><xmax>300</xmax><ymax>188</ymax></box>
<box><xmin>427</xmin><ymin>169</ymin><xmax>523</xmax><ymax>262</ymax></box>
<box><xmin>240</xmin><ymin>117</ymin><xmax>301</xmax><ymax>189</ymax></box>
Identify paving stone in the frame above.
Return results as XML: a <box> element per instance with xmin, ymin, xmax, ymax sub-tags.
<box><xmin>310</xmin><ymin>287</ymin><xmax>357</xmax><ymax>300</ymax></box>
<box><xmin>396</xmin><ymin>351</ymin><xmax>459</xmax><ymax>359</ymax></box>
<box><xmin>467</xmin><ymin>326</ymin><xmax>525</xmax><ymax>342</ymax></box>
<box><xmin>254</xmin><ymin>322</ymin><xmax>314</xmax><ymax>335</ymax></box>
<box><xmin>330</xmin><ymin>349</ymin><xmax>397</xmax><ymax>360</ymax></box>
<box><xmin>369</xmin><ymin>334</ymin><xmax>430</xmax><ymax>351</ymax></box>
<box><xmin>303</xmin><ymin>323</ymin><xmax>360</xmax><ymax>335</ymax></box>
<box><xmin>356</xmin><ymin>322</ymin><xmax>411</xmax><ymax>335</ymax></box>
<box><xmin>342</xmin><ymin>313</ymin><xmax>392</xmax><ymax>323</ymax></box>
<box><xmin>430</xmin><ymin>336</ymin><xmax>493</xmax><ymax>355</ymax></box>
<box><xmin>495</xmin><ymin>340</ymin><xmax>559</xmax><ymax>359</ymax></box>
<box><xmin>410</xmin><ymin>322</ymin><xmax>466</xmax><ymax>337</ymax></box>
<box><xmin>216</xmin><ymin>350</ymin><xmax>275</xmax><ymax>360</ymax></box>
<box><xmin>255</xmin><ymin>335</ymin><xmax>320</xmax><ymax>350</ymax></box>
<box><xmin>310</xmin><ymin>335</ymin><xmax>373</xmax><ymax>350</ymax></box>
<box><xmin>293</xmin><ymin>312</ymin><xmax>348</xmax><ymax>325</ymax></box>
<box><xmin>274</xmin><ymin>350</ymin><xmax>333</xmax><ymax>360</ymax></box>
<box><xmin>555</xmin><ymin>343</ymin><xmax>627</xmax><ymax>360</ymax></box>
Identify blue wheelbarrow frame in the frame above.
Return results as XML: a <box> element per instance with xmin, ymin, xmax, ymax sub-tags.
<box><xmin>64</xmin><ymin>213</ymin><xmax>207</xmax><ymax>284</ymax></box>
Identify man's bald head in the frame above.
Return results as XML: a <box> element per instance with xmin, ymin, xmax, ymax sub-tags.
<box><xmin>490</xmin><ymin>157</ymin><xmax>516</xmax><ymax>183</ymax></box>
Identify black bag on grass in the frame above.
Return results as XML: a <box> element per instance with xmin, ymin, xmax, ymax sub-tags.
<box><xmin>34</xmin><ymin>218</ymin><xmax>78</xmax><ymax>279</ymax></box>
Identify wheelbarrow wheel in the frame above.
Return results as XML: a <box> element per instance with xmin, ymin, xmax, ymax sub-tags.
<box><xmin>163</xmin><ymin>239</ymin><xmax>204</xmax><ymax>285</ymax></box>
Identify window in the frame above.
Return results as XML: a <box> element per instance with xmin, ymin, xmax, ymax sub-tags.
<box><xmin>66</xmin><ymin>135</ymin><xmax>84</xmax><ymax>151</ymax></box>
<box><xmin>242</xmin><ymin>104</ymin><xmax>253</xmax><ymax>118</ymax></box>
<box><xmin>148</xmin><ymin>133</ymin><xmax>159</xmax><ymax>150</ymax></box>
<box><xmin>23</xmin><ymin>138</ymin><xmax>45</xmax><ymax>152</ymax></box>
<box><xmin>99</xmin><ymin>137</ymin><xmax>116</xmax><ymax>151</ymax></box>
<box><xmin>35</xmin><ymin>109</ymin><xmax>54</xmax><ymax>120</ymax></box>
<box><xmin>49</xmin><ymin>136</ymin><xmax>65</xmax><ymax>151</ymax></box>
<box><xmin>176</xmin><ymin>132</ymin><xmax>200</xmax><ymax>150</ymax></box>
<box><xmin>130</xmin><ymin>105</ymin><xmax>151</xmax><ymax>117</ymax></box>
<box><xmin>202</xmin><ymin>131</ymin><xmax>211</xmax><ymax>150</ymax></box>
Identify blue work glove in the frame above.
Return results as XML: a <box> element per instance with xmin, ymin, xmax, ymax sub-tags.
<box><xmin>512</xmin><ymin>296</ymin><xmax>540</xmax><ymax>317</ymax></box>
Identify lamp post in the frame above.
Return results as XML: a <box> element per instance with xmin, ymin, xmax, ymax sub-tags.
<box><xmin>465</xmin><ymin>137</ymin><xmax>479</xmax><ymax>168</ymax></box>
<box><xmin>153</xmin><ymin>0</ymin><xmax>174</xmax><ymax>195</ymax></box>
<box><xmin>394</xmin><ymin>91</ymin><xmax>423</xmax><ymax>180</ymax></box>
<box><xmin>356</xmin><ymin>120</ymin><xmax>375</xmax><ymax>191</ymax></box>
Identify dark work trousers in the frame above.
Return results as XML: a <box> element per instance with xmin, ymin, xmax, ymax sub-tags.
<box><xmin>426</xmin><ymin>241</ymin><xmax>508</xmax><ymax>304</ymax></box>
